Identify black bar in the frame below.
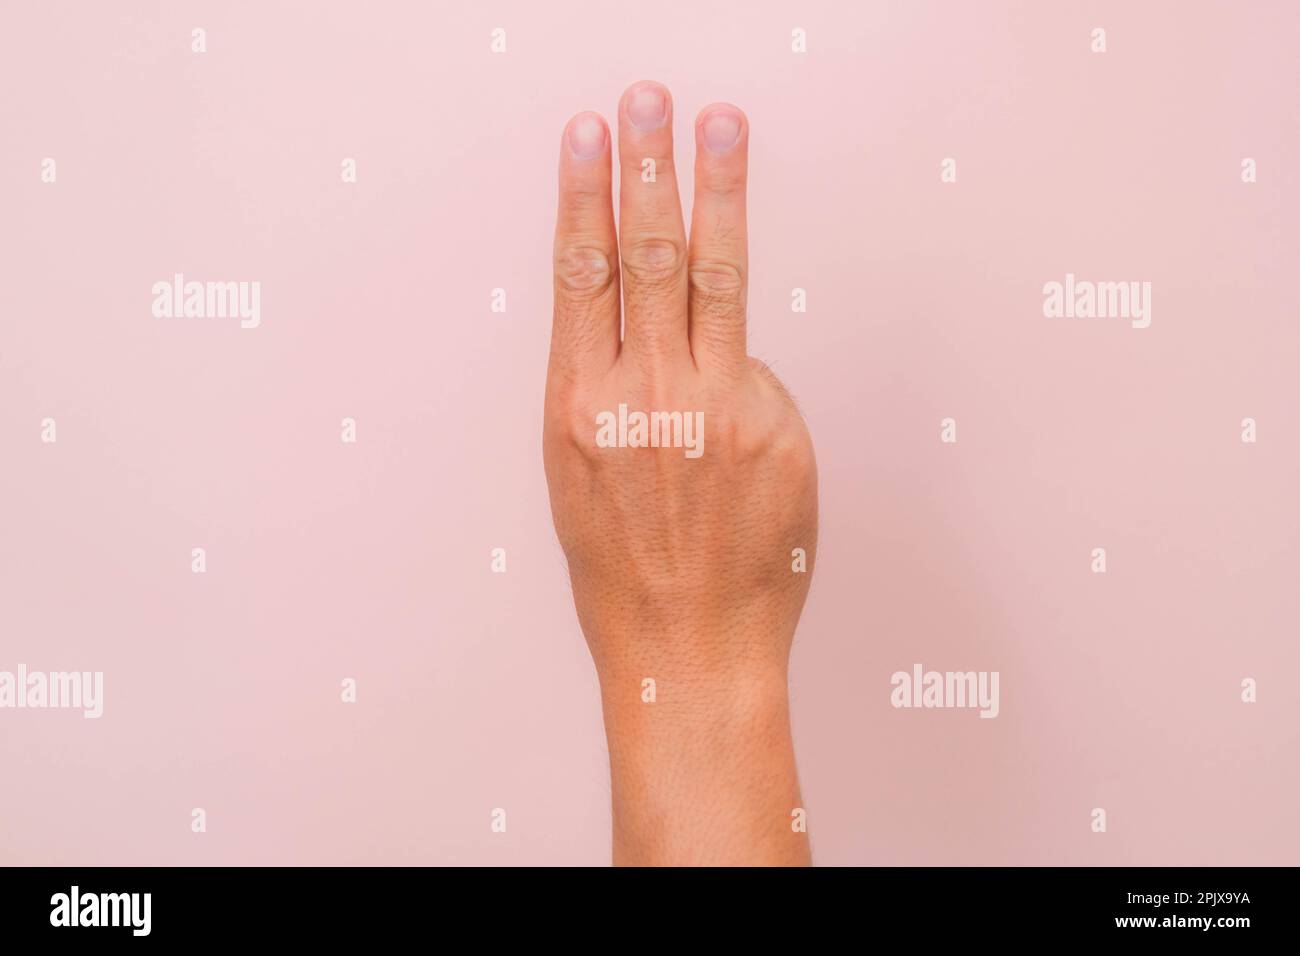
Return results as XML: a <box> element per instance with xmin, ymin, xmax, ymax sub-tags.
<box><xmin>0</xmin><ymin>866</ymin><xmax>1284</xmax><ymax>942</ymax></box>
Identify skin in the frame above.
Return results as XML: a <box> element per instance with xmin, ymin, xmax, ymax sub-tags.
<box><xmin>543</xmin><ymin>81</ymin><xmax>818</xmax><ymax>866</ymax></box>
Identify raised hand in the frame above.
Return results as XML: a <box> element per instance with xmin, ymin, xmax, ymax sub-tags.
<box><xmin>543</xmin><ymin>81</ymin><xmax>818</xmax><ymax>866</ymax></box>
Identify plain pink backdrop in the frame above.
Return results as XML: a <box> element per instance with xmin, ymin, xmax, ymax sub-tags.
<box><xmin>1</xmin><ymin>0</ymin><xmax>1297</xmax><ymax>865</ymax></box>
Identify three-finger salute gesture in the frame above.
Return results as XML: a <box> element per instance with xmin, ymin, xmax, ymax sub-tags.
<box><xmin>543</xmin><ymin>81</ymin><xmax>817</xmax><ymax>866</ymax></box>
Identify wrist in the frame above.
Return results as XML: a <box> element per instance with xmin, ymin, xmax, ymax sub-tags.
<box><xmin>593</xmin><ymin>657</ymin><xmax>809</xmax><ymax>866</ymax></box>
<box><xmin>595</xmin><ymin>659</ymin><xmax>791</xmax><ymax>726</ymax></box>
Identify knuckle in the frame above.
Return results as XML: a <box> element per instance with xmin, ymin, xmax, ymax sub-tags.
<box><xmin>769</xmin><ymin>428</ymin><xmax>813</xmax><ymax>473</ymax></box>
<box><xmin>554</xmin><ymin>244</ymin><xmax>617</xmax><ymax>296</ymax></box>
<box><xmin>621</xmin><ymin>236</ymin><xmax>686</xmax><ymax>286</ymax></box>
<box><xmin>569</xmin><ymin>407</ymin><xmax>608</xmax><ymax>463</ymax></box>
<box><xmin>546</xmin><ymin>398</ymin><xmax>603</xmax><ymax>462</ymax></box>
<box><xmin>689</xmin><ymin>259</ymin><xmax>746</xmax><ymax>302</ymax></box>
<box><xmin>738</xmin><ymin>416</ymin><xmax>813</xmax><ymax>479</ymax></box>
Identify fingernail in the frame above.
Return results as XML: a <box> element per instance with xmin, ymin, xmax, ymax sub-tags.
<box><xmin>702</xmin><ymin>110</ymin><xmax>742</xmax><ymax>153</ymax></box>
<box><xmin>567</xmin><ymin>114</ymin><xmax>606</xmax><ymax>160</ymax></box>
<box><xmin>626</xmin><ymin>84</ymin><xmax>668</xmax><ymax>131</ymax></box>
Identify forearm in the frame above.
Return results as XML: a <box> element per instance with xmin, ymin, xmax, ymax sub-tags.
<box><xmin>597</xmin><ymin>661</ymin><xmax>810</xmax><ymax>866</ymax></box>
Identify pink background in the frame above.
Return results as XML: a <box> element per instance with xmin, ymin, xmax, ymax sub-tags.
<box><xmin>2</xmin><ymin>1</ymin><xmax>1297</xmax><ymax>865</ymax></box>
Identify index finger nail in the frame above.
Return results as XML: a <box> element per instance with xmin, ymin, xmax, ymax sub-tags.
<box><xmin>567</xmin><ymin>113</ymin><xmax>607</xmax><ymax>160</ymax></box>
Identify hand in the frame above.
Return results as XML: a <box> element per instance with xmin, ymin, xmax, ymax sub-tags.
<box><xmin>542</xmin><ymin>81</ymin><xmax>817</xmax><ymax>866</ymax></box>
